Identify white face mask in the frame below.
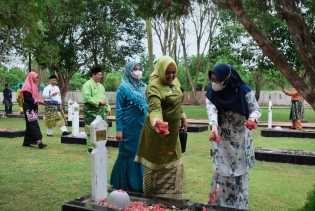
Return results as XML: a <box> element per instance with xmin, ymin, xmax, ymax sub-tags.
<box><xmin>212</xmin><ymin>82</ymin><xmax>225</xmax><ymax>91</ymax></box>
<box><xmin>131</xmin><ymin>70</ymin><xmax>143</xmax><ymax>80</ymax></box>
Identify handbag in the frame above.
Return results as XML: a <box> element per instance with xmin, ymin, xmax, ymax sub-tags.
<box><xmin>179</xmin><ymin>128</ymin><xmax>188</xmax><ymax>153</ymax></box>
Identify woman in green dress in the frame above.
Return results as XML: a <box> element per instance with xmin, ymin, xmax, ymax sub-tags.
<box><xmin>135</xmin><ymin>55</ymin><xmax>187</xmax><ymax>199</ymax></box>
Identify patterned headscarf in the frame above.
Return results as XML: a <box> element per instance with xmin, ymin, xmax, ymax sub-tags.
<box><xmin>21</xmin><ymin>71</ymin><xmax>42</xmax><ymax>103</ymax></box>
<box><xmin>120</xmin><ymin>62</ymin><xmax>147</xmax><ymax>113</ymax></box>
<box><xmin>123</xmin><ymin>62</ymin><xmax>146</xmax><ymax>90</ymax></box>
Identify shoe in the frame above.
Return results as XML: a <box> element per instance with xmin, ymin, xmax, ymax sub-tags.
<box><xmin>22</xmin><ymin>143</ymin><xmax>34</xmax><ymax>147</ymax></box>
<box><xmin>38</xmin><ymin>143</ymin><xmax>47</xmax><ymax>149</ymax></box>
<box><xmin>47</xmin><ymin>134</ymin><xmax>53</xmax><ymax>137</ymax></box>
<box><xmin>62</xmin><ymin>131</ymin><xmax>71</xmax><ymax>136</ymax></box>
<box><xmin>88</xmin><ymin>147</ymin><xmax>93</xmax><ymax>153</ymax></box>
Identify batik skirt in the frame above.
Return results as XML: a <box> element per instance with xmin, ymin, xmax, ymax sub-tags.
<box><xmin>44</xmin><ymin>104</ymin><xmax>65</xmax><ymax>128</ymax></box>
<box><xmin>209</xmin><ymin>172</ymin><xmax>248</xmax><ymax>210</ymax></box>
<box><xmin>143</xmin><ymin>162</ymin><xmax>183</xmax><ymax>200</ymax></box>
<box><xmin>290</xmin><ymin>100</ymin><xmax>303</xmax><ymax>120</ymax></box>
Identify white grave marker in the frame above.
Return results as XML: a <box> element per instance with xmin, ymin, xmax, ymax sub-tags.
<box><xmin>268</xmin><ymin>95</ymin><xmax>273</xmax><ymax>129</ymax></box>
<box><xmin>71</xmin><ymin>102</ymin><xmax>80</xmax><ymax>137</ymax></box>
<box><xmin>90</xmin><ymin>115</ymin><xmax>108</xmax><ymax>202</ymax></box>
<box><xmin>67</xmin><ymin>99</ymin><xmax>74</xmax><ymax>122</ymax></box>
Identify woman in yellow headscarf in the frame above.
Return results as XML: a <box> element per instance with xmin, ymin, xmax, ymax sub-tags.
<box><xmin>135</xmin><ymin>56</ymin><xmax>187</xmax><ymax>199</ymax></box>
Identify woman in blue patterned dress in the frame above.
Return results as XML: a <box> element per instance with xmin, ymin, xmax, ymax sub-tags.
<box><xmin>206</xmin><ymin>64</ymin><xmax>261</xmax><ymax>209</ymax></box>
<box><xmin>110</xmin><ymin>62</ymin><xmax>148</xmax><ymax>192</ymax></box>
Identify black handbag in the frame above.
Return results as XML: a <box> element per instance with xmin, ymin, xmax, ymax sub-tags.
<box><xmin>179</xmin><ymin>129</ymin><xmax>188</xmax><ymax>153</ymax></box>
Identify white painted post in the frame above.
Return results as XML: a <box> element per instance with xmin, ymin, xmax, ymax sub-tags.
<box><xmin>67</xmin><ymin>99</ymin><xmax>74</xmax><ymax>122</ymax></box>
<box><xmin>72</xmin><ymin>102</ymin><xmax>80</xmax><ymax>137</ymax></box>
<box><xmin>268</xmin><ymin>94</ymin><xmax>272</xmax><ymax>129</ymax></box>
<box><xmin>90</xmin><ymin>115</ymin><xmax>108</xmax><ymax>202</ymax></box>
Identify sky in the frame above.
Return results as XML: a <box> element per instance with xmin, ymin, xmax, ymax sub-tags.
<box><xmin>4</xmin><ymin>10</ymin><xmax>208</xmax><ymax>70</ymax></box>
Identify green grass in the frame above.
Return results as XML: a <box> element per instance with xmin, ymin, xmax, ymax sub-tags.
<box><xmin>2</xmin><ymin>104</ymin><xmax>314</xmax><ymax>122</ymax></box>
<box><xmin>183</xmin><ymin>105</ymin><xmax>315</xmax><ymax>122</ymax></box>
<box><xmin>0</xmin><ymin>118</ymin><xmax>315</xmax><ymax>211</ymax></box>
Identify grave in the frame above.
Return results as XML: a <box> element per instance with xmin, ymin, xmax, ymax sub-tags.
<box><xmin>62</xmin><ymin>194</ymin><xmax>247</xmax><ymax>211</ymax></box>
<box><xmin>106</xmin><ymin>136</ymin><xmax>120</xmax><ymax>148</ymax></box>
<box><xmin>0</xmin><ymin>128</ymin><xmax>25</xmax><ymax>138</ymax></box>
<box><xmin>187</xmin><ymin>124</ymin><xmax>208</xmax><ymax>132</ymax></box>
<box><xmin>261</xmin><ymin>128</ymin><xmax>315</xmax><ymax>138</ymax></box>
<box><xmin>61</xmin><ymin>102</ymin><xmax>87</xmax><ymax>145</ymax></box>
<box><xmin>255</xmin><ymin>148</ymin><xmax>315</xmax><ymax>165</ymax></box>
<box><xmin>62</xmin><ymin>116</ymin><xmax>247</xmax><ymax>211</ymax></box>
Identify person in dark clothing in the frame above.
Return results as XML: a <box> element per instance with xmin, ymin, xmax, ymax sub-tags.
<box><xmin>21</xmin><ymin>71</ymin><xmax>47</xmax><ymax>149</ymax></box>
<box><xmin>3</xmin><ymin>84</ymin><xmax>13</xmax><ymax>114</ymax></box>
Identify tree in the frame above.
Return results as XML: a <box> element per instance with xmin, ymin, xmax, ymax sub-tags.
<box><xmin>131</xmin><ymin>0</ymin><xmax>191</xmax><ymax>72</ymax></box>
<box><xmin>80</xmin><ymin>0</ymin><xmax>145</xmax><ymax>71</ymax></box>
<box><xmin>21</xmin><ymin>0</ymin><xmax>144</xmax><ymax>99</ymax></box>
<box><xmin>213</xmin><ymin>0</ymin><xmax>315</xmax><ymax>109</ymax></box>
<box><xmin>0</xmin><ymin>0</ymin><xmax>39</xmax><ymax>65</ymax></box>
<box><xmin>0</xmin><ymin>66</ymin><xmax>25</xmax><ymax>90</ymax></box>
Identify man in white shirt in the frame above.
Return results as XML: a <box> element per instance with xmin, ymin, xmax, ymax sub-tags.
<box><xmin>42</xmin><ymin>75</ymin><xmax>70</xmax><ymax>136</ymax></box>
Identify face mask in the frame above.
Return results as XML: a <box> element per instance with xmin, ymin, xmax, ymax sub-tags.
<box><xmin>212</xmin><ymin>82</ymin><xmax>225</xmax><ymax>91</ymax></box>
<box><xmin>131</xmin><ymin>70</ymin><xmax>143</xmax><ymax>80</ymax></box>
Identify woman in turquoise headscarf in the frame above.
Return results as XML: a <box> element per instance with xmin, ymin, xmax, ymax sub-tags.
<box><xmin>110</xmin><ymin>62</ymin><xmax>148</xmax><ymax>192</ymax></box>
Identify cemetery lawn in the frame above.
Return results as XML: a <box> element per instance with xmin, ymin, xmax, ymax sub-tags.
<box><xmin>183</xmin><ymin>105</ymin><xmax>315</xmax><ymax>122</ymax></box>
<box><xmin>1</xmin><ymin>104</ymin><xmax>315</xmax><ymax>122</ymax></box>
<box><xmin>0</xmin><ymin>118</ymin><xmax>315</xmax><ymax>211</ymax></box>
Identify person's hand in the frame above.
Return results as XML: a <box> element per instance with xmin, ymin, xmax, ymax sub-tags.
<box><xmin>99</xmin><ymin>100</ymin><xmax>106</xmax><ymax>106</ymax></box>
<box><xmin>154</xmin><ymin>120</ymin><xmax>169</xmax><ymax>135</ymax></box>
<box><xmin>51</xmin><ymin>92</ymin><xmax>58</xmax><ymax>96</ymax></box>
<box><xmin>116</xmin><ymin>131</ymin><xmax>123</xmax><ymax>141</ymax></box>
<box><xmin>107</xmin><ymin>108</ymin><xmax>112</xmax><ymax>116</ymax></box>
<box><xmin>244</xmin><ymin>118</ymin><xmax>257</xmax><ymax>130</ymax></box>
<box><xmin>180</xmin><ymin>117</ymin><xmax>188</xmax><ymax>131</ymax></box>
<box><xmin>208</xmin><ymin>125</ymin><xmax>221</xmax><ymax>144</ymax></box>
<box><xmin>37</xmin><ymin>98</ymin><xmax>46</xmax><ymax>106</ymax></box>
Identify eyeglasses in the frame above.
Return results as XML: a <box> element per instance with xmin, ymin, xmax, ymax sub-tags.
<box><xmin>133</xmin><ymin>67</ymin><xmax>142</xmax><ymax>71</ymax></box>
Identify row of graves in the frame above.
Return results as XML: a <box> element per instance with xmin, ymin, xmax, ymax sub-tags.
<box><xmin>0</xmin><ymin>100</ymin><xmax>315</xmax><ymax>210</ymax></box>
<box><xmin>1</xmin><ymin>99</ymin><xmax>315</xmax><ymax>166</ymax></box>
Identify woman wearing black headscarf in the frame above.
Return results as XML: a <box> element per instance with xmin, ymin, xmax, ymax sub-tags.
<box><xmin>206</xmin><ymin>64</ymin><xmax>260</xmax><ymax>209</ymax></box>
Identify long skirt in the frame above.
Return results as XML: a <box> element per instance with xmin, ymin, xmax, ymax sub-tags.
<box><xmin>209</xmin><ymin>172</ymin><xmax>248</xmax><ymax>210</ymax></box>
<box><xmin>143</xmin><ymin>162</ymin><xmax>183</xmax><ymax>200</ymax></box>
<box><xmin>23</xmin><ymin>108</ymin><xmax>42</xmax><ymax>145</ymax></box>
<box><xmin>110</xmin><ymin>154</ymin><xmax>143</xmax><ymax>192</ymax></box>
<box><xmin>290</xmin><ymin>100</ymin><xmax>303</xmax><ymax>120</ymax></box>
<box><xmin>44</xmin><ymin>105</ymin><xmax>65</xmax><ymax>128</ymax></box>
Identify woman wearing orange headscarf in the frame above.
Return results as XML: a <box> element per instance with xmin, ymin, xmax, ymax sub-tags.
<box><xmin>21</xmin><ymin>71</ymin><xmax>47</xmax><ymax>149</ymax></box>
<box><xmin>283</xmin><ymin>88</ymin><xmax>303</xmax><ymax>130</ymax></box>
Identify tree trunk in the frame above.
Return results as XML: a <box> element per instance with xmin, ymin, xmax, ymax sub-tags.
<box><xmin>145</xmin><ymin>18</ymin><xmax>154</xmax><ymax>71</ymax></box>
<box><xmin>176</xmin><ymin>19</ymin><xmax>199</xmax><ymax>104</ymax></box>
<box><xmin>254</xmin><ymin>82</ymin><xmax>261</xmax><ymax>102</ymax></box>
<box><xmin>28</xmin><ymin>52</ymin><xmax>32</xmax><ymax>72</ymax></box>
<box><xmin>220</xmin><ymin>0</ymin><xmax>315</xmax><ymax>110</ymax></box>
<box><xmin>253</xmin><ymin>70</ymin><xmax>264</xmax><ymax>101</ymax></box>
<box><xmin>57</xmin><ymin>72</ymin><xmax>69</xmax><ymax>103</ymax></box>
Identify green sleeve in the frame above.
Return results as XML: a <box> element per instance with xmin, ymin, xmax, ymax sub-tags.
<box><xmin>82</xmin><ymin>83</ymin><xmax>98</xmax><ymax>106</ymax></box>
<box><xmin>147</xmin><ymin>84</ymin><xmax>163</xmax><ymax>126</ymax></box>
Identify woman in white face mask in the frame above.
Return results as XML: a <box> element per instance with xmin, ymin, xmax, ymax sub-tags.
<box><xmin>205</xmin><ymin>64</ymin><xmax>261</xmax><ymax>210</ymax></box>
<box><xmin>110</xmin><ymin>62</ymin><xmax>148</xmax><ymax>192</ymax></box>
